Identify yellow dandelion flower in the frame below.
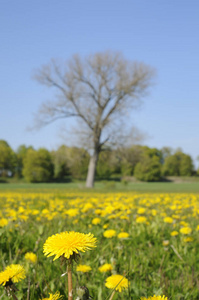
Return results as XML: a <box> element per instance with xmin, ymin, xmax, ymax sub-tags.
<box><xmin>95</xmin><ymin>209</ymin><xmax>103</xmax><ymax>215</ymax></box>
<box><xmin>103</xmin><ymin>224</ymin><xmax>109</xmax><ymax>229</ymax></box>
<box><xmin>136</xmin><ymin>216</ymin><xmax>147</xmax><ymax>224</ymax></box>
<box><xmin>137</xmin><ymin>208</ymin><xmax>146</xmax><ymax>214</ymax></box>
<box><xmin>0</xmin><ymin>264</ymin><xmax>26</xmax><ymax>286</ymax></box>
<box><xmin>0</xmin><ymin>218</ymin><xmax>9</xmax><ymax>227</ymax></box>
<box><xmin>19</xmin><ymin>214</ymin><xmax>28</xmax><ymax>221</ymax></box>
<box><xmin>98</xmin><ymin>263</ymin><xmax>113</xmax><ymax>273</ymax></box>
<box><xmin>92</xmin><ymin>217</ymin><xmax>101</xmax><ymax>225</ymax></box>
<box><xmin>170</xmin><ymin>231</ymin><xmax>179</xmax><ymax>236</ymax></box>
<box><xmin>196</xmin><ymin>225</ymin><xmax>199</xmax><ymax>231</ymax></box>
<box><xmin>180</xmin><ymin>227</ymin><xmax>192</xmax><ymax>235</ymax></box>
<box><xmin>183</xmin><ymin>237</ymin><xmax>193</xmax><ymax>243</ymax></box>
<box><xmin>25</xmin><ymin>252</ymin><xmax>37</xmax><ymax>263</ymax></box>
<box><xmin>81</xmin><ymin>203</ymin><xmax>93</xmax><ymax>213</ymax></box>
<box><xmin>140</xmin><ymin>296</ymin><xmax>168</xmax><ymax>300</ymax></box>
<box><xmin>163</xmin><ymin>217</ymin><xmax>173</xmax><ymax>224</ymax></box>
<box><xmin>105</xmin><ymin>274</ymin><xmax>128</xmax><ymax>292</ymax></box>
<box><xmin>103</xmin><ymin>229</ymin><xmax>116</xmax><ymax>238</ymax></box>
<box><xmin>76</xmin><ymin>264</ymin><xmax>92</xmax><ymax>273</ymax></box>
<box><xmin>120</xmin><ymin>215</ymin><xmax>129</xmax><ymax>220</ymax></box>
<box><xmin>151</xmin><ymin>209</ymin><xmax>157</xmax><ymax>216</ymax></box>
<box><xmin>32</xmin><ymin>209</ymin><xmax>39</xmax><ymax>215</ymax></box>
<box><xmin>40</xmin><ymin>291</ymin><xmax>63</xmax><ymax>300</ymax></box>
<box><xmin>64</xmin><ymin>208</ymin><xmax>79</xmax><ymax>217</ymax></box>
<box><xmin>43</xmin><ymin>231</ymin><xmax>97</xmax><ymax>261</ymax></box>
<box><xmin>117</xmin><ymin>232</ymin><xmax>129</xmax><ymax>239</ymax></box>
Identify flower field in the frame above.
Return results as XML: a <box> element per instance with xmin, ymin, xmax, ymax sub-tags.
<box><xmin>0</xmin><ymin>190</ymin><xmax>199</xmax><ymax>299</ymax></box>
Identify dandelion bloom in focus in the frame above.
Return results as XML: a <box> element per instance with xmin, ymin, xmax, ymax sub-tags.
<box><xmin>103</xmin><ymin>229</ymin><xmax>116</xmax><ymax>238</ymax></box>
<box><xmin>180</xmin><ymin>227</ymin><xmax>192</xmax><ymax>235</ymax></box>
<box><xmin>105</xmin><ymin>274</ymin><xmax>128</xmax><ymax>292</ymax></box>
<box><xmin>25</xmin><ymin>252</ymin><xmax>37</xmax><ymax>263</ymax></box>
<box><xmin>40</xmin><ymin>291</ymin><xmax>63</xmax><ymax>300</ymax></box>
<box><xmin>43</xmin><ymin>231</ymin><xmax>97</xmax><ymax>261</ymax></box>
<box><xmin>76</xmin><ymin>264</ymin><xmax>92</xmax><ymax>272</ymax></box>
<box><xmin>0</xmin><ymin>264</ymin><xmax>26</xmax><ymax>286</ymax></box>
<box><xmin>140</xmin><ymin>296</ymin><xmax>168</xmax><ymax>300</ymax></box>
<box><xmin>117</xmin><ymin>232</ymin><xmax>129</xmax><ymax>239</ymax></box>
<box><xmin>98</xmin><ymin>263</ymin><xmax>113</xmax><ymax>273</ymax></box>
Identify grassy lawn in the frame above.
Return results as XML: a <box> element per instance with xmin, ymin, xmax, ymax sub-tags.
<box><xmin>0</xmin><ymin>180</ymin><xmax>199</xmax><ymax>193</ymax></box>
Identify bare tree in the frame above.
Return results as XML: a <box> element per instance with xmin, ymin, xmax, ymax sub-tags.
<box><xmin>33</xmin><ymin>51</ymin><xmax>155</xmax><ymax>187</ymax></box>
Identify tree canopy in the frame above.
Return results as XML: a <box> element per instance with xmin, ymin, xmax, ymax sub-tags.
<box><xmin>0</xmin><ymin>140</ymin><xmax>16</xmax><ymax>177</ymax></box>
<box><xmin>33</xmin><ymin>51</ymin><xmax>155</xmax><ymax>187</ymax></box>
<box><xmin>22</xmin><ymin>148</ymin><xmax>53</xmax><ymax>182</ymax></box>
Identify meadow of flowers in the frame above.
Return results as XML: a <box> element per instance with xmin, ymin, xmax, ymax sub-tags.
<box><xmin>0</xmin><ymin>190</ymin><xmax>199</xmax><ymax>299</ymax></box>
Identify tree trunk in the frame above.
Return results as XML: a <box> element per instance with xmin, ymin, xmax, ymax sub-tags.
<box><xmin>86</xmin><ymin>149</ymin><xmax>99</xmax><ymax>188</ymax></box>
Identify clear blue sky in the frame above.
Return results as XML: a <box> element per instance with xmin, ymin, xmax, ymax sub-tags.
<box><xmin>0</xmin><ymin>1</ymin><xmax>199</xmax><ymax>167</ymax></box>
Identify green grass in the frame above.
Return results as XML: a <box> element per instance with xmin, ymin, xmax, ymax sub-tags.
<box><xmin>0</xmin><ymin>180</ymin><xmax>199</xmax><ymax>193</ymax></box>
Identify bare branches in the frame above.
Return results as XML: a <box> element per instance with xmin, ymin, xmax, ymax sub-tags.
<box><xmin>33</xmin><ymin>51</ymin><xmax>155</xmax><ymax>148</ymax></box>
<box><xmin>32</xmin><ymin>51</ymin><xmax>155</xmax><ymax>187</ymax></box>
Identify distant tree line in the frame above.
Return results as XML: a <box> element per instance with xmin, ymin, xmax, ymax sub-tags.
<box><xmin>0</xmin><ymin>139</ymin><xmax>198</xmax><ymax>183</ymax></box>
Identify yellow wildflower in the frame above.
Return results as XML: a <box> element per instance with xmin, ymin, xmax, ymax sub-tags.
<box><xmin>25</xmin><ymin>252</ymin><xmax>37</xmax><ymax>263</ymax></box>
<box><xmin>117</xmin><ymin>232</ymin><xmax>129</xmax><ymax>239</ymax></box>
<box><xmin>164</xmin><ymin>217</ymin><xmax>173</xmax><ymax>224</ymax></box>
<box><xmin>103</xmin><ymin>224</ymin><xmax>109</xmax><ymax>229</ymax></box>
<box><xmin>103</xmin><ymin>229</ymin><xmax>116</xmax><ymax>238</ymax></box>
<box><xmin>0</xmin><ymin>218</ymin><xmax>8</xmax><ymax>227</ymax></box>
<box><xmin>137</xmin><ymin>208</ymin><xmax>146</xmax><ymax>214</ymax></box>
<box><xmin>170</xmin><ymin>231</ymin><xmax>179</xmax><ymax>236</ymax></box>
<box><xmin>92</xmin><ymin>218</ymin><xmax>101</xmax><ymax>225</ymax></box>
<box><xmin>43</xmin><ymin>231</ymin><xmax>97</xmax><ymax>261</ymax></box>
<box><xmin>120</xmin><ymin>215</ymin><xmax>129</xmax><ymax>220</ymax></box>
<box><xmin>0</xmin><ymin>264</ymin><xmax>26</xmax><ymax>286</ymax></box>
<box><xmin>183</xmin><ymin>237</ymin><xmax>193</xmax><ymax>243</ymax></box>
<box><xmin>98</xmin><ymin>263</ymin><xmax>113</xmax><ymax>273</ymax></box>
<box><xmin>105</xmin><ymin>274</ymin><xmax>128</xmax><ymax>292</ymax></box>
<box><xmin>40</xmin><ymin>291</ymin><xmax>63</xmax><ymax>300</ymax></box>
<box><xmin>180</xmin><ymin>227</ymin><xmax>192</xmax><ymax>235</ymax></box>
<box><xmin>64</xmin><ymin>208</ymin><xmax>79</xmax><ymax>217</ymax></box>
<box><xmin>136</xmin><ymin>216</ymin><xmax>147</xmax><ymax>223</ymax></box>
<box><xmin>140</xmin><ymin>296</ymin><xmax>168</xmax><ymax>300</ymax></box>
<box><xmin>76</xmin><ymin>264</ymin><xmax>92</xmax><ymax>273</ymax></box>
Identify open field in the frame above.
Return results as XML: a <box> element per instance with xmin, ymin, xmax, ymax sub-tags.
<box><xmin>0</xmin><ymin>180</ymin><xmax>199</xmax><ymax>193</ymax></box>
<box><xmin>0</xmin><ymin>186</ymin><xmax>199</xmax><ymax>299</ymax></box>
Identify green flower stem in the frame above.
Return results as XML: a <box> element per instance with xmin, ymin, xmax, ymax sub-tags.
<box><xmin>109</xmin><ymin>290</ymin><xmax>116</xmax><ymax>300</ymax></box>
<box><xmin>5</xmin><ymin>285</ymin><xmax>19</xmax><ymax>300</ymax></box>
<box><xmin>67</xmin><ymin>260</ymin><xmax>73</xmax><ymax>300</ymax></box>
<box><xmin>11</xmin><ymin>291</ymin><xmax>19</xmax><ymax>300</ymax></box>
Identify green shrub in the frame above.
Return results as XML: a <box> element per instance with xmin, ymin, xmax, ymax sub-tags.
<box><xmin>23</xmin><ymin>148</ymin><xmax>53</xmax><ymax>182</ymax></box>
<box><xmin>134</xmin><ymin>155</ymin><xmax>162</xmax><ymax>182</ymax></box>
<box><xmin>162</xmin><ymin>151</ymin><xmax>194</xmax><ymax>176</ymax></box>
